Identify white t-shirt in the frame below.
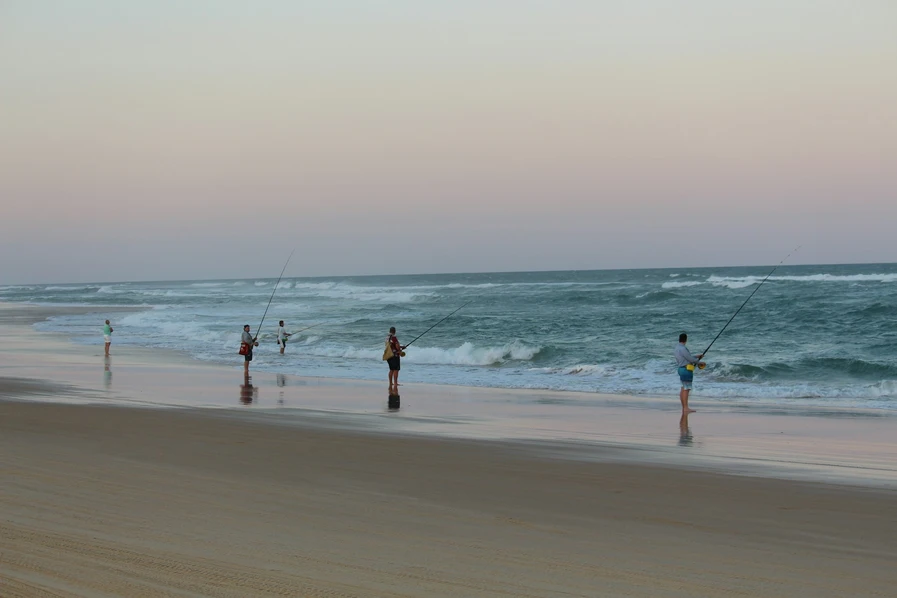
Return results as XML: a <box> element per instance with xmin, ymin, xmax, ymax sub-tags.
<box><xmin>277</xmin><ymin>326</ymin><xmax>286</xmax><ymax>341</ymax></box>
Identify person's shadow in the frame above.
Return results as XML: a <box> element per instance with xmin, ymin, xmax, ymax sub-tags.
<box><xmin>240</xmin><ymin>375</ymin><xmax>259</xmax><ymax>405</ymax></box>
<box><xmin>678</xmin><ymin>412</ymin><xmax>694</xmax><ymax>447</ymax></box>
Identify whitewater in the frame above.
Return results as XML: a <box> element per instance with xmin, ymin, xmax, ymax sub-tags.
<box><xmin>3</xmin><ymin>263</ymin><xmax>896</xmax><ymax>410</ymax></box>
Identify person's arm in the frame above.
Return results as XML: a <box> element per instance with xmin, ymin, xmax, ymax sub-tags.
<box><xmin>681</xmin><ymin>346</ymin><xmax>701</xmax><ymax>364</ymax></box>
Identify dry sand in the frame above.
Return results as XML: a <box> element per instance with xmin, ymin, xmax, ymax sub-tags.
<box><xmin>1</xmin><ymin>399</ymin><xmax>895</xmax><ymax>597</ymax></box>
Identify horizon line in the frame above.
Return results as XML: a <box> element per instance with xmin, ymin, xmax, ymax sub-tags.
<box><xmin>5</xmin><ymin>259</ymin><xmax>897</xmax><ymax>287</ymax></box>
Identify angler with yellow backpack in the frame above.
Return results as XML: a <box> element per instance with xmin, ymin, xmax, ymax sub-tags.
<box><xmin>383</xmin><ymin>327</ymin><xmax>406</xmax><ymax>390</ymax></box>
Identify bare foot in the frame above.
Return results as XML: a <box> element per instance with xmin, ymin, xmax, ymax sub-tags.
<box><xmin>685</xmin><ymin>408</ymin><xmax>696</xmax><ymax>413</ymax></box>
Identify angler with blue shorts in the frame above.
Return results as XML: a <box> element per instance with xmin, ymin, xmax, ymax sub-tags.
<box><xmin>675</xmin><ymin>333</ymin><xmax>705</xmax><ymax>413</ymax></box>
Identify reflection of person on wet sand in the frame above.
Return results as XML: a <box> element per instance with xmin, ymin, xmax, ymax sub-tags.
<box><xmin>240</xmin><ymin>375</ymin><xmax>258</xmax><ymax>405</ymax></box>
<box><xmin>679</xmin><ymin>412</ymin><xmax>693</xmax><ymax>447</ymax></box>
<box><xmin>276</xmin><ymin>373</ymin><xmax>286</xmax><ymax>406</ymax></box>
<box><xmin>388</xmin><ymin>389</ymin><xmax>400</xmax><ymax>410</ymax></box>
<box><xmin>103</xmin><ymin>356</ymin><xmax>112</xmax><ymax>389</ymax></box>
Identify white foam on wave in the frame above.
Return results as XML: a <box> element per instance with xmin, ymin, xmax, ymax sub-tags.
<box><xmin>708</xmin><ymin>273</ymin><xmax>897</xmax><ymax>289</ymax></box>
<box><xmin>530</xmin><ymin>364</ymin><xmax>609</xmax><ymax>376</ymax></box>
<box><xmin>117</xmin><ymin>311</ymin><xmax>233</xmax><ymax>344</ymax></box>
<box><xmin>97</xmin><ymin>285</ymin><xmax>126</xmax><ymax>294</ymax></box>
<box><xmin>307</xmin><ymin>340</ymin><xmax>542</xmax><ymax>366</ymax></box>
<box><xmin>661</xmin><ymin>281</ymin><xmax>702</xmax><ymax>289</ymax></box>
<box><xmin>189</xmin><ymin>282</ymin><xmax>227</xmax><ymax>288</ymax></box>
<box><xmin>286</xmin><ymin>282</ymin><xmax>434</xmax><ymax>303</ymax></box>
<box><xmin>865</xmin><ymin>380</ymin><xmax>897</xmax><ymax>398</ymax></box>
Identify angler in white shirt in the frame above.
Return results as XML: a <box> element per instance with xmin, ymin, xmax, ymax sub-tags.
<box><xmin>277</xmin><ymin>320</ymin><xmax>291</xmax><ymax>354</ymax></box>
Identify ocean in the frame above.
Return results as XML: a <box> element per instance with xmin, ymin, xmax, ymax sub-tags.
<box><xmin>3</xmin><ymin>263</ymin><xmax>896</xmax><ymax>410</ymax></box>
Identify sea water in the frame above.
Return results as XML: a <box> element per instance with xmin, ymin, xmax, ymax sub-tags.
<box><xmin>3</xmin><ymin>263</ymin><xmax>896</xmax><ymax>410</ymax></box>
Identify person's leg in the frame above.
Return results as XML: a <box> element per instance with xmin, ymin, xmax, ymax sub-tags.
<box><xmin>680</xmin><ymin>386</ymin><xmax>695</xmax><ymax>413</ymax></box>
<box><xmin>105</xmin><ymin>341</ymin><xmax>110</xmax><ymax>356</ymax></box>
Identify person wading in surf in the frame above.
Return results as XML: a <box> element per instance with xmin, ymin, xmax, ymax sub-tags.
<box><xmin>384</xmin><ymin>327</ymin><xmax>405</xmax><ymax>390</ymax></box>
<box><xmin>675</xmin><ymin>333</ymin><xmax>705</xmax><ymax>413</ymax></box>
<box><xmin>276</xmin><ymin>320</ymin><xmax>291</xmax><ymax>355</ymax></box>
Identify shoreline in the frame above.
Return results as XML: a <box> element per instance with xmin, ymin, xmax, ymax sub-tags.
<box><xmin>2</xmin><ymin>302</ymin><xmax>897</xmax><ymax>488</ymax></box>
<box><xmin>5</xmin><ymin>299</ymin><xmax>896</xmax><ymax>412</ymax></box>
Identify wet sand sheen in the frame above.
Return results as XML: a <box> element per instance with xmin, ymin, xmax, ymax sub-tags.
<box><xmin>1</xmin><ymin>400</ymin><xmax>896</xmax><ymax>597</ymax></box>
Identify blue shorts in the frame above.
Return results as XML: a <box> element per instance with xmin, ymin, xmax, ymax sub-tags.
<box><xmin>678</xmin><ymin>366</ymin><xmax>693</xmax><ymax>390</ymax></box>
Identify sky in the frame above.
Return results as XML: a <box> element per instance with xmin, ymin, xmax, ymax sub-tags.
<box><xmin>1</xmin><ymin>1</ymin><xmax>895</xmax><ymax>284</ymax></box>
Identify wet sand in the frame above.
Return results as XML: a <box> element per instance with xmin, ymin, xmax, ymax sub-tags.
<box><xmin>2</xmin><ymin>400</ymin><xmax>896</xmax><ymax>597</ymax></box>
<box><xmin>2</xmin><ymin>302</ymin><xmax>897</xmax><ymax>595</ymax></box>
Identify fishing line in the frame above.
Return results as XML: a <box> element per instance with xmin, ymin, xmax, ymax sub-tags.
<box><xmin>253</xmin><ymin>249</ymin><xmax>295</xmax><ymax>339</ymax></box>
<box><xmin>289</xmin><ymin>322</ymin><xmax>324</xmax><ymax>336</ymax></box>
<box><xmin>700</xmin><ymin>246</ymin><xmax>800</xmax><ymax>361</ymax></box>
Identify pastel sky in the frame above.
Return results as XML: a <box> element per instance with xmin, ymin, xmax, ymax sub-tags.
<box><xmin>2</xmin><ymin>1</ymin><xmax>895</xmax><ymax>284</ymax></box>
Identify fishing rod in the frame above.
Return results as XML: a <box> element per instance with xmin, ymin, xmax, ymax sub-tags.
<box><xmin>402</xmin><ymin>301</ymin><xmax>472</xmax><ymax>351</ymax></box>
<box><xmin>253</xmin><ymin>249</ymin><xmax>295</xmax><ymax>340</ymax></box>
<box><xmin>287</xmin><ymin>322</ymin><xmax>324</xmax><ymax>336</ymax></box>
<box><xmin>259</xmin><ymin>323</ymin><xmax>326</xmax><ymax>341</ymax></box>
<box><xmin>700</xmin><ymin>246</ymin><xmax>800</xmax><ymax>360</ymax></box>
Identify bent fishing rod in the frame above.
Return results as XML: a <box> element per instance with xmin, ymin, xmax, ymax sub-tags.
<box><xmin>700</xmin><ymin>246</ymin><xmax>800</xmax><ymax>359</ymax></box>
<box><xmin>403</xmin><ymin>301</ymin><xmax>472</xmax><ymax>350</ymax></box>
<box><xmin>253</xmin><ymin>249</ymin><xmax>295</xmax><ymax>340</ymax></box>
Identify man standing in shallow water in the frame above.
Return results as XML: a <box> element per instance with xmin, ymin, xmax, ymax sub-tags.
<box><xmin>276</xmin><ymin>320</ymin><xmax>291</xmax><ymax>355</ymax></box>
<box><xmin>675</xmin><ymin>333</ymin><xmax>705</xmax><ymax>413</ymax></box>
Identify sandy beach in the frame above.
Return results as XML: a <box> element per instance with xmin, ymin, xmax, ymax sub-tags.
<box><xmin>1</xmin><ymin>400</ymin><xmax>896</xmax><ymax>597</ymax></box>
<box><xmin>2</xmin><ymin>303</ymin><xmax>897</xmax><ymax>596</ymax></box>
